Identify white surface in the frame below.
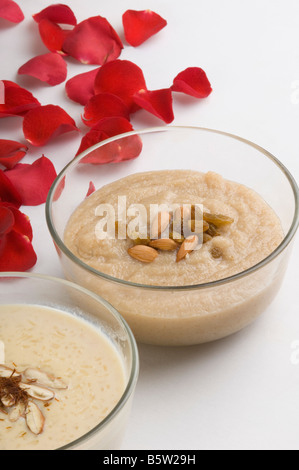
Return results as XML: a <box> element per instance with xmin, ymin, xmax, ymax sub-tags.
<box><xmin>1</xmin><ymin>0</ymin><xmax>299</xmax><ymax>450</ymax></box>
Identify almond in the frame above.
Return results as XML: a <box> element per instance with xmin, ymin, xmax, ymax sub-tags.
<box><xmin>1</xmin><ymin>394</ymin><xmax>15</xmax><ymax>408</ymax></box>
<box><xmin>9</xmin><ymin>401</ymin><xmax>26</xmax><ymax>422</ymax></box>
<box><xmin>151</xmin><ymin>211</ymin><xmax>171</xmax><ymax>239</ymax></box>
<box><xmin>19</xmin><ymin>382</ymin><xmax>55</xmax><ymax>401</ymax></box>
<box><xmin>149</xmin><ymin>238</ymin><xmax>178</xmax><ymax>251</ymax></box>
<box><xmin>128</xmin><ymin>245</ymin><xmax>158</xmax><ymax>263</ymax></box>
<box><xmin>0</xmin><ymin>365</ymin><xmax>21</xmax><ymax>379</ymax></box>
<box><xmin>25</xmin><ymin>401</ymin><xmax>45</xmax><ymax>435</ymax></box>
<box><xmin>176</xmin><ymin>235</ymin><xmax>199</xmax><ymax>262</ymax></box>
<box><xmin>23</xmin><ymin>368</ymin><xmax>68</xmax><ymax>390</ymax></box>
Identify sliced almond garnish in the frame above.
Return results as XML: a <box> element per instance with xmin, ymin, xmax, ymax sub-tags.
<box><xmin>128</xmin><ymin>245</ymin><xmax>159</xmax><ymax>263</ymax></box>
<box><xmin>25</xmin><ymin>401</ymin><xmax>45</xmax><ymax>435</ymax></box>
<box><xmin>19</xmin><ymin>383</ymin><xmax>55</xmax><ymax>402</ymax></box>
<box><xmin>176</xmin><ymin>235</ymin><xmax>199</xmax><ymax>262</ymax></box>
<box><xmin>23</xmin><ymin>368</ymin><xmax>68</xmax><ymax>390</ymax></box>
<box><xmin>0</xmin><ymin>365</ymin><xmax>21</xmax><ymax>379</ymax></box>
<box><xmin>1</xmin><ymin>394</ymin><xmax>15</xmax><ymax>408</ymax></box>
<box><xmin>9</xmin><ymin>401</ymin><xmax>26</xmax><ymax>422</ymax></box>
<box><xmin>151</xmin><ymin>211</ymin><xmax>171</xmax><ymax>239</ymax></box>
<box><xmin>149</xmin><ymin>238</ymin><xmax>178</xmax><ymax>251</ymax></box>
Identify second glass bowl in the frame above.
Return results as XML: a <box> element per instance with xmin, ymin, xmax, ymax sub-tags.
<box><xmin>46</xmin><ymin>126</ymin><xmax>299</xmax><ymax>346</ymax></box>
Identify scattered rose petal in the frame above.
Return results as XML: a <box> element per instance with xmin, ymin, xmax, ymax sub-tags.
<box><xmin>0</xmin><ymin>80</ymin><xmax>40</xmax><ymax>118</ymax></box>
<box><xmin>171</xmin><ymin>67</ymin><xmax>212</xmax><ymax>98</ymax></box>
<box><xmin>122</xmin><ymin>9</ymin><xmax>167</xmax><ymax>47</ymax></box>
<box><xmin>18</xmin><ymin>53</ymin><xmax>67</xmax><ymax>86</ymax></box>
<box><xmin>0</xmin><ymin>169</ymin><xmax>22</xmax><ymax>207</ymax></box>
<box><xmin>23</xmin><ymin>104</ymin><xmax>78</xmax><ymax>146</ymax></box>
<box><xmin>77</xmin><ymin>117</ymin><xmax>142</xmax><ymax>165</ymax></box>
<box><xmin>62</xmin><ymin>16</ymin><xmax>123</xmax><ymax>65</ymax></box>
<box><xmin>32</xmin><ymin>3</ymin><xmax>77</xmax><ymax>26</ymax></box>
<box><xmin>94</xmin><ymin>60</ymin><xmax>147</xmax><ymax>113</ymax></box>
<box><xmin>0</xmin><ymin>205</ymin><xmax>14</xmax><ymax>236</ymax></box>
<box><xmin>65</xmin><ymin>68</ymin><xmax>99</xmax><ymax>105</ymax></box>
<box><xmin>86</xmin><ymin>181</ymin><xmax>95</xmax><ymax>198</ymax></box>
<box><xmin>1</xmin><ymin>202</ymin><xmax>33</xmax><ymax>240</ymax></box>
<box><xmin>0</xmin><ymin>139</ymin><xmax>28</xmax><ymax>169</ymax></box>
<box><xmin>82</xmin><ymin>93</ymin><xmax>130</xmax><ymax>128</ymax></box>
<box><xmin>0</xmin><ymin>226</ymin><xmax>37</xmax><ymax>271</ymax></box>
<box><xmin>5</xmin><ymin>155</ymin><xmax>57</xmax><ymax>206</ymax></box>
<box><xmin>38</xmin><ymin>19</ymin><xmax>71</xmax><ymax>55</ymax></box>
<box><xmin>0</xmin><ymin>0</ymin><xmax>24</xmax><ymax>23</ymax></box>
<box><xmin>133</xmin><ymin>88</ymin><xmax>174</xmax><ymax>123</ymax></box>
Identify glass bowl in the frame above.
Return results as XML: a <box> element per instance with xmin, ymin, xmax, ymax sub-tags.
<box><xmin>46</xmin><ymin>126</ymin><xmax>299</xmax><ymax>346</ymax></box>
<box><xmin>0</xmin><ymin>272</ymin><xmax>139</xmax><ymax>450</ymax></box>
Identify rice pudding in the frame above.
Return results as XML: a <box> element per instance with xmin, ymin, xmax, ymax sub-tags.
<box><xmin>0</xmin><ymin>305</ymin><xmax>126</xmax><ymax>450</ymax></box>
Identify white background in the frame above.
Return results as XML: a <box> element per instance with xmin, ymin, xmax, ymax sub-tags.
<box><xmin>1</xmin><ymin>0</ymin><xmax>299</xmax><ymax>450</ymax></box>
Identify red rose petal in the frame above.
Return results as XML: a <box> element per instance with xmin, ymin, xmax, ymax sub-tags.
<box><xmin>0</xmin><ymin>169</ymin><xmax>22</xmax><ymax>207</ymax></box>
<box><xmin>82</xmin><ymin>93</ymin><xmax>130</xmax><ymax>128</ymax></box>
<box><xmin>133</xmin><ymin>88</ymin><xmax>174</xmax><ymax>123</ymax></box>
<box><xmin>0</xmin><ymin>205</ymin><xmax>14</xmax><ymax>236</ymax></box>
<box><xmin>18</xmin><ymin>53</ymin><xmax>67</xmax><ymax>86</ymax></box>
<box><xmin>38</xmin><ymin>18</ymin><xmax>71</xmax><ymax>55</ymax></box>
<box><xmin>65</xmin><ymin>68</ymin><xmax>99</xmax><ymax>105</ymax></box>
<box><xmin>0</xmin><ymin>80</ymin><xmax>40</xmax><ymax>118</ymax></box>
<box><xmin>33</xmin><ymin>4</ymin><xmax>77</xmax><ymax>26</ymax></box>
<box><xmin>0</xmin><ymin>230</ymin><xmax>37</xmax><ymax>271</ymax></box>
<box><xmin>0</xmin><ymin>139</ymin><xmax>28</xmax><ymax>169</ymax></box>
<box><xmin>23</xmin><ymin>104</ymin><xmax>78</xmax><ymax>146</ymax></box>
<box><xmin>171</xmin><ymin>67</ymin><xmax>212</xmax><ymax>98</ymax></box>
<box><xmin>62</xmin><ymin>16</ymin><xmax>123</xmax><ymax>65</ymax></box>
<box><xmin>0</xmin><ymin>202</ymin><xmax>33</xmax><ymax>241</ymax></box>
<box><xmin>77</xmin><ymin>117</ymin><xmax>142</xmax><ymax>165</ymax></box>
<box><xmin>94</xmin><ymin>60</ymin><xmax>147</xmax><ymax>113</ymax></box>
<box><xmin>86</xmin><ymin>181</ymin><xmax>96</xmax><ymax>198</ymax></box>
<box><xmin>0</xmin><ymin>0</ymin><xmax>24</xmax><ymax>23</ymax></box>
<box><xmin>122</xmin><ymin>9</ymin><xmax>167</xmax><ymax>47</ymax></box>
<box><xmin>5</xmin><ymin>155</ymin><xmax>57</xmax><ymax>206</ymax></box>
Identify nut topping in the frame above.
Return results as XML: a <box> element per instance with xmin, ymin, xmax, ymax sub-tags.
<box><xmin>0</xmin><ymin>363</ymin><xmax>67</xmax><ymax>436</ymax></box>
<box><xmin>25</xmin><ymin>400</ymin><xmax>45</xmax><ymax>435</ymax></box>
<box><xmin>149</xmin><ymin>238</ymin><xmax>178</xmax><ymax>251</ymax></box>
<box><xmin>124</xmin><ymin>205</ymin><xmax>234</xmax><ymax>264</ymax></box>
<box><xmin>151</xmin><ymin>211</ymin><xmax>171</xmax><ymax>239</ymax></box>
<box><xmin>0</xmin><ymin>365</ymin><xmax>21</xmax><ymax>379</ymax></box>
<box><xmin>23</xmin><ymin>368</ymin><xmax>68</xmax><ymax>390</ymax></box>
<box><xmin>128</xmin><ymin>245</ymin><xmax>159</xmax><ymax>263</ymax></box>
<box><xmin>176</xmin><ymin>235</ymin><xmax>199</xmax><ymax>262</ymax></box>
<box><xmin>19</xmin><ymin>383</ymin><xmax>55</xmax><ymax>402</ymax></box>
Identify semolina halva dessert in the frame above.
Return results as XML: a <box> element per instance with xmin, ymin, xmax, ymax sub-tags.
<box><xmin>63</xmin><ymin>169</ymin><xmax>284</xmax><ymax>345</ymax></box>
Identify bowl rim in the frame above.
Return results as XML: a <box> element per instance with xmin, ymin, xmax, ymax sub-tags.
<box><xmin>46</xmin><ymin>125</ymin><xmax>299</xmax><ymax>291</ymax></box>
<box><xmin>0</xmin><ymin>271</ymin><xmax>139</xmax><ymax>450</ymax></box>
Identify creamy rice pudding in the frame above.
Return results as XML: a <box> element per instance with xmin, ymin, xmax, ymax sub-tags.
<box><xmin>0</xmin><ymin>305</ymin><xmax>126</xmax><ymax>450</ymax></box>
